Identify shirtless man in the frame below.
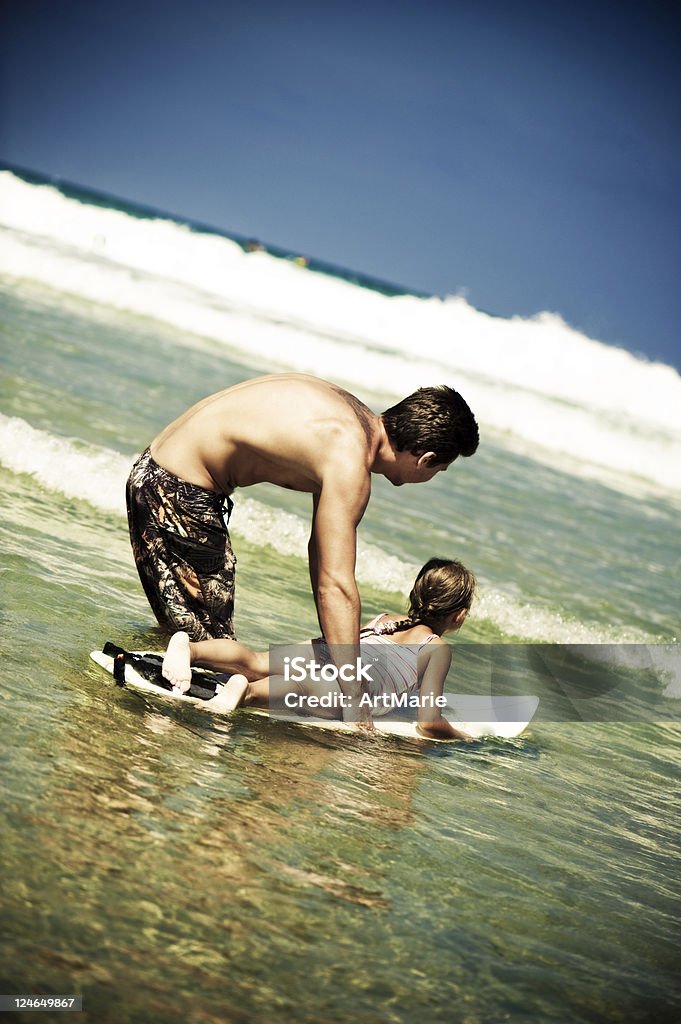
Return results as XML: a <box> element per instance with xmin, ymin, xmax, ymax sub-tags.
<box><xmin>126</xmin><ymin>374</ymin><xmax>478</xmax><ymax>720</ymax></box>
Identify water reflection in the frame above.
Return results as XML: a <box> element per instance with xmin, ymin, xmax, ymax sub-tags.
<box><xmin>3</xmin><ymin>653</ymin><xmax>678</xmax><ymax>1024</ymax></box>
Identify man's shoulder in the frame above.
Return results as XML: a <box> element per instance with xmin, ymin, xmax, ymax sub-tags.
<box><xmin>317</xmin><ymin>435</ymin><xmax>372</xmax><ymax>511</ymax></box>
<box><xmin>320</xmin><ymin>441</ymin><xmax>373</xmax><ymax>489</ymax></box>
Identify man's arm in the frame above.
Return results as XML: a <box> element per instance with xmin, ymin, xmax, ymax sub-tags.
<box><xmin>308</xmin><ymin>523</ymin><xmax>319</xmax><ymax>605</ymax></box>
<box><xmin>310</xmin><ymin>489</ymin><xmax>363</xmax><ymax>646</ymax></box>
<box><xmin>309</xmin><ymin>463</ymin><xmax>371</xmax><ymax>721</ymax></box>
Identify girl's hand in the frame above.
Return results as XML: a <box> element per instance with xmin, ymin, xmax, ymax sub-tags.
<box><xmin>417</xmin><ymin>719</ymin><xmax>474</xmax><ymax>742</ymax></box>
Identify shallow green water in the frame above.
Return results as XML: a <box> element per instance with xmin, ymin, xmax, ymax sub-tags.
<box><xmin>1</xmin><ymin>277</ymin><xmax>680</xmax><ymax>1022</ymax></box>
<box><xmin>1</xmin><ymin>653</ymin><xmax>680</xmax><ymax>1023</ymax></box>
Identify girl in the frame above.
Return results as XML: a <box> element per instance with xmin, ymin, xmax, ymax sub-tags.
<box><xmin>162</xmin><ymin>558</ymin><xmax>475</xmax><ymax>740</ymax></box>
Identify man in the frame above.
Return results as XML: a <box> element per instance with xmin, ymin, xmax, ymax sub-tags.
<box><xmin>126</xmin><ymin>373</ymin><xmax>478</xmax><ymax>718</ymax></box>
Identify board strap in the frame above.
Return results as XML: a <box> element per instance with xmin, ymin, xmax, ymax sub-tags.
<box><xmin>101</xmin><ymin>641</ymin><xmax>227</xmax><ymax>700</ymax></box>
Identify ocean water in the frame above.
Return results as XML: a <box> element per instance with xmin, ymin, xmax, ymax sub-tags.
<box><xmin>1</xmin><ymin>167</ymin><xmax>680</xmax><ymax>1022</ymax></box>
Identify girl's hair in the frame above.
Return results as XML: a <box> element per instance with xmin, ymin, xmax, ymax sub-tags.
<box><xmin>377</xmin><ymin>558</ymin><xmax>476</xmax><ymax>635</ymax></box>
<box><xmin>409</xmin><ymin>557</ymin><xmax>475</xmax><ymax>623</ymax></box>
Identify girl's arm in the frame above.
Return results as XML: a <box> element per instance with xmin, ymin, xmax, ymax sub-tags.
<box><xmin>416</xmin><ymin>642</ymin><xmax>473</xmax><ymax>742</ymax></box>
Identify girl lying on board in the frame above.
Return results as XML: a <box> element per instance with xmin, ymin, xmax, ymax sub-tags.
<box><xmin>161</xmin><ymin>558</ymin><xmax>475</xmax><ymax>741</ymax></box>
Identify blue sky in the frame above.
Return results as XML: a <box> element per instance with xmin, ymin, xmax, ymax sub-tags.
<box><xmin>1</xmin><ymin>0</ymin><xmax>679</xmax><ymax>368</ymax></box>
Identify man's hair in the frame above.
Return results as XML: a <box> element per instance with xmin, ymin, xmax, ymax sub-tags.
<box><xmin>381</xmin><ymin>386</ymin><xmax>479</xmax><ymax>462</ymax></box>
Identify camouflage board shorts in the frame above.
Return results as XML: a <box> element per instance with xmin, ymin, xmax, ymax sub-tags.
<box><xmin>126</xmin><ymin>448</ymin><xmax>237</xmax><ymax>641</ymax></box>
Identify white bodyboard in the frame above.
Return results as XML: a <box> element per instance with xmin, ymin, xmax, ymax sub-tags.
<box><xmin>90</xmin><ymin>647</ymin><xmax>537</xmax><ymax>741</ymax></box>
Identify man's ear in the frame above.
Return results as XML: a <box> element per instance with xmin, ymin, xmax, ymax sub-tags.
<box><xmin>416</xmin><ymin>451</ymin><xmax>437</xmax><ymax>467</ymax></box>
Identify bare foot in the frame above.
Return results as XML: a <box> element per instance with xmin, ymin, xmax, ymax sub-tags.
<box><xmin>208</xmin><ymin>674</ymin><xmax>249</xmax><ymax>712</ymax></box>
<box><xmin>162</xmin><ymin>632</ymin><xmax>192</xmax><ymax>693</ymax></box>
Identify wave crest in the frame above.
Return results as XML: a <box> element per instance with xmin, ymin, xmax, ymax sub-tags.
<box><xmin>1</xmin><ymin>171</ymin><xmax>680</xmax><ymax>493</ymax></box>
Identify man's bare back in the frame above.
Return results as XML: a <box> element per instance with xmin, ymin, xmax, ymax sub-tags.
<box><xmin>150</xmin><ymin>374</ymin><xmax>380</xmax><ymax>497</ymax></box>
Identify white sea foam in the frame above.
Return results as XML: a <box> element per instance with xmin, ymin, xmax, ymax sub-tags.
<box><xmin>0</xmin><ymin>415</ymin><xmax>129</xmax><ymax>514</ymax></box>
<box><xmin>1</xmin><ymin>171</ymin><xmax>680</xmax><ymax>494</ymax></box>
<box><xmin>0</xmin><ymin>414</ymin><xmax>656</xmax><ymax>645</ymax></box>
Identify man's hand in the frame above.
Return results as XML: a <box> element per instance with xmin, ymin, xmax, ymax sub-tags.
<box><xmin>333</xmin><ymin>667</ymin><xmax>376</xmax><ymax>733</ymax></box>
<box><xmin>342</xmin><ymin>700</ymin><xmax>376</xmax><ymax>733</ymax></box>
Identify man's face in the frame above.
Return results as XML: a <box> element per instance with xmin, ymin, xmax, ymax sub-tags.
<box><xmin>388</xmin><ymin>451</ymin><xmax>454</xmax><ymax>486</ymax></box>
